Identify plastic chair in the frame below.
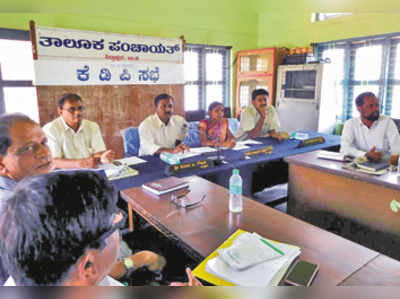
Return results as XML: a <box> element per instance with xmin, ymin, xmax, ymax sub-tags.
<box><xmin>120</xmin><ymin>127</ymin><xmax>140</xmax><ymax>157</ymax></box>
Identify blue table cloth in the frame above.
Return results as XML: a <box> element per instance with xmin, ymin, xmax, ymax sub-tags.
<box><xmin>111</xmin><ymin>132</ymin><xmax>341</xmax><ymax>191</ymax></box>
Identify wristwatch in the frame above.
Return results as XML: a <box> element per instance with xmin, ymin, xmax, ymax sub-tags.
<box><xmin>123</xmin><ymin>257</ymin><xmax>134</xmax><ymax>271</ymax></box>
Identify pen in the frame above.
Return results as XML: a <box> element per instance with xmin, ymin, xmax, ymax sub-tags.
<box><xmin>259</xmin><ymin>238</ymin><xmax>284</xmax><ymax>256</ymax></box>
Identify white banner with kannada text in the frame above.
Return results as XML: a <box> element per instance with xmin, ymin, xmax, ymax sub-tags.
<box><xmin>36</xmin><ymin>26</ymin><xmax>183</xmax><ymax>63</ymax></box>
<box><xmin>34</xmin><ymin>59</ymin><xmax>184</xmax><ymax>86</ymax></box>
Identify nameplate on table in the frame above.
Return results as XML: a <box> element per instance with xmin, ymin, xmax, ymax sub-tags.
<box><xmin>244</xmin><ymin>146</ymin><xmax>273</xmax><ymax>157</ymax></box>
<box><xmin>296</xmin><ymin>136</ymin><xmax>325</xmax><ymax>148</ymax></box>
<box><xmin>165</xmin><ymin>159</ymin><xmax>214</xmax><ymax>176</ymax></box>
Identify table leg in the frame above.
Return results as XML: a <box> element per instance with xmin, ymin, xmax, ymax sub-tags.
<box><xmin>127</xmin><ymin>201</ymin><xmax>134</xmax><ymax>232</ymax></box>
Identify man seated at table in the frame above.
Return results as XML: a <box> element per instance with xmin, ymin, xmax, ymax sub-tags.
<box><xmin>0</xmin><ymin>171</ymin><xmax>201</xmax><ymax>286</ymax></box>
<box><xmin>0</xmin><ymin>171</ymin><xmax>123</xmax><ymax>286</ymax></box>
<box><xmin>0</xmin><ymin>114</ymin><xmax>164</xmax><ymax>284</ymax></box>
<box><xmin>43</xmin><ymin>93</ymin><xmax>115</xmax><ymax>169</ymax></box>
<box><xmin>138</xmin><ymin>93</ymin><xmax>189</xmax><ymax>156</ymax></box>
<box><xmin>340</xmin><ymin>92</ymin><xmax>400</xmax><ymax>162</ymax></box>
<box><xmin>235</xmin><ymin>89</ymin><xmax>289</xmax><ymax>141</ymax></box>
<box><xmin>0</xmin><ymin>113</ymin><xmax>54</xmax><ymax>285</ymax></box>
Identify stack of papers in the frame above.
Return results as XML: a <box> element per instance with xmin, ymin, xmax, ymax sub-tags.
<box><xmin>189</xmin><ymin>147</ymin><xmax>218</xmax><ymax>154</ymax></box>
<box><xmin>221</xmin><ymin>144</ymin><xmax>249</xmax><ymax>151</ymax></box>
<box><xmin>317</xmin><ymin>151</ymin><xmax>348</xmax><ymax>162</ymax></box>
<box><xmin>98</xmin><ymin>157</ymin><xmax>144</xmax><ymax>180</ymax></box>
<box><xmin>237</xmin><ymin>139</ymin><xmax>263</xmax><ymax>146</ymax></box>
<box><xmin>116</xmin><ymin>156</ymin><xmax>146</xmax><ymax>166</ymax></box>
<box><xmin>194</xmin><ymin>230</ymin><xmax>301</xmax><ymax>286</ymax></box>
<box><xmin>167</xmin><ymin>147</ymin><xmax>218</xmax><ymax>160</ymax></box>
<box><xmin>216</xmin><ymin>233</ymin><xmax>283</xmax><ymax>270</ymax></box>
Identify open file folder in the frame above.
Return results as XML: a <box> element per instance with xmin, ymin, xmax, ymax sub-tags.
<box><xmin>193</xmin><ymin>229</ymin><xmax>301</xmax><ymax>286</ymax></box>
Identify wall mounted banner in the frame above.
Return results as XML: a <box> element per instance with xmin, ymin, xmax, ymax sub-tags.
<box><xmin>33</xmin><ymin>25</ymin><xmax>184</xmax><ymax>85</ymax></box>
<box><xmin>36</xmin><ymin>26</ymin><xmax>183</xmax><ymax>63</ymax></box>
<box><xmin>34</xmin><ymin>59</ymin><xmax>184</xmax><ymax>86</ymax></box>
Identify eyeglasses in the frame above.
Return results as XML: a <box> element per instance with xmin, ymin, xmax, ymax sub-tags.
<box><xmin>92</xmin><ymin>209</ymin><xmax>127</xmax><ymax>247</ymax></box>
<box><xmin>171</xmin><ymin>193</ymin><xmax>205</xmax><ymax>208</ymax></box>
<box><xmin>15</xmin><ymin>141</ymin><xmax>49</xmax><ymax>156</ymax></box>
<box><xmin>62</xmin><ymin>106</ymin><xmax>85</xmax><ymax>113</ymax></box>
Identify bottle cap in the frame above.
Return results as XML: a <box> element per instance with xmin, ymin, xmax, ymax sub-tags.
<box><xmin>233</xmin><ymin>168</ymin><xmax>239</xmax><ymax>175</ymax></box>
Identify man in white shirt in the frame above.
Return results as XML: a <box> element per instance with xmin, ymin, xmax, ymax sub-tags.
<box><xmin>235</xmin><ymin>89</ymin><xmax>288</xmax><ymax>141</ymax></box>
<box><xmin>340</xmin><ymin>92</ymin><xmax>400</xmax><ymax>161</ymax></box>
<box><xmin>138</xmin><ymin>93</ymin><xmax>189</xmax><ymax>156</ymax></box>
<box><xmin>43</xmin><ymin>93</ymin><xmax>115</xmax><ymax>169</ymax></box>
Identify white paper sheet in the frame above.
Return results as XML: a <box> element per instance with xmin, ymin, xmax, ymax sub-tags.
<box><xmin>115</xmin><ymin>156</ymin><xmax>146</xmax><ymax>166</ymax></box>
<box><xmin>237</xmin><ymin>139</ymin><xmax>262</xmax><ymax>145</ymax></box>
<box><xmin>189</xmin><ymin>147</ymin><xmax>218</xmax><ymax>154</ymax></box>
<box><xmin>206</xmin><ymin>232</ymin><xmax>301</xmax><ymax>286</ymax></box>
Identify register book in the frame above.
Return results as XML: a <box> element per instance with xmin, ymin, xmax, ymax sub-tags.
<box><xmin>142</xmin><ymin>176</ymin><xmax>189</xmax><ymax>195</ymax></box>
<box><xmin>193</xmin><ymin>229</ymin><xmax>301</xmax><ymax>286</ymax></box>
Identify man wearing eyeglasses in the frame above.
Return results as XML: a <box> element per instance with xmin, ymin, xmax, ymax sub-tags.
<box><xmin>0</xmin><ymin>114</ymin><xmax>167</xmax><ymax>285</ymax></box>
<box><xmin>43</xmin><ymin>93</ymin><xmax>115</xmax><ymax>169</ymax></box>
<box><xmin>0</xmin><ymin>114</ymin><xmax>53</xmax><ymax>191</ymax></box>
<box><xmin>0</xmin><ymin>171</ymin><xmax>201</xmax><ymax>286</ymax></box>
<box><xmin>0</xmin><ymin>113</ymin><xmax>54</xmax><ymax>284</ymax></box>
<box><xmin>0</xmin><ymin>171</ymin><xmax>123</xmax><ymax>286</ymax></box>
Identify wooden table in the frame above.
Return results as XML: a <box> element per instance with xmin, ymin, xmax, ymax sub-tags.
<box><xmin>285</xmin><ymin>151</ymin><xmax>400</xmax><ymax>261</ymax></box>
<box><xmin>121</xmin><ymin>175</ymin><xmax>400</xmax><ymax>286</ymax></box>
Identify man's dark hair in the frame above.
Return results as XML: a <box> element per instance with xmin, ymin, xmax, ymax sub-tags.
<box><xmin>355</xmin><ymin>92</ymin><xmax>376</xmax><ymax>107</ymax></box>
<box><xmin>57</xmin><ymin>93</ymin><xmax>82</xmax><ymax>109</ymax></box>
<box><xmin>0</xmin><ymin>170</ymin><xmax>118</xmax><ymax>286</ymax></box>
<box><xmin>208</xmin><ymin>101</ymin><xmax>224</xmax><ymax>113</ymax></box>
<box><xmin>252</xmin><ymin>89</ymin><xmax>269</xmax><ymax>101</ymax></box>
<box><xmin>154</xmin><ymin>93</ymin><xmax>173</xmax><ymax>107</ymax></box>
<box><xmin>0</xmin><ymin>113</ymin><xmax>36</xmax><ymax>156</ymax></box>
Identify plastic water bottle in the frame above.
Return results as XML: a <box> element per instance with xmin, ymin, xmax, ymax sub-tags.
<box><xmin>229</xmin><ymin>169</ymin><xmax>243</xmax><ymax>213</ymax></box>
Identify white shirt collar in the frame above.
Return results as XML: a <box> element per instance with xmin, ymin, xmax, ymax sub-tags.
<box><xmin>357</xmin><ymin>115</ymin><xmax>383</xmax><ymax>129</ymax></box>
<box><xmin>154</xmin><ymin>113</ymin><xmax>170</xmax><ymax>128</ymax></box>
<box><xmin>60</xmin><ymin>117</ymin><xmax>83</xmax><ymax>133</ymax></box>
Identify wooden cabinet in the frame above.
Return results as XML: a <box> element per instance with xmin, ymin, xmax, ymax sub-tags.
<box><xmin>235</xmin><ymin>47</ymin><xmax>287</xmax><ymax>117</ymax></box>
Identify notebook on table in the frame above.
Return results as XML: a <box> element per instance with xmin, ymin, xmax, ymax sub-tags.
<box><xmin>193</xmin><ymin>229</ymin><xmax>301</xmax><ymax>286</ymax></box>
<box><xmin>142</xmin><ymin>176</ymin><xmax>189</xmax><ymax>195</ymax></box>
<box><xmin>356</xmin><ymin>160</ymin><xmax>390</xmax><ymax>172</ymax></box>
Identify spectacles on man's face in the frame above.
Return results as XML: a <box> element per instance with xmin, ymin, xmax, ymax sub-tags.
<box><xmin>92</xmin><ymin>209</ymin><xmax>127</xmax><ymax>247</ymax></box>
<box><xmin>62</xmin><ymin>106</ymin><xmax>85</xmax><ymax>113</ymax></box>
<box><xmin>15</xmin><ymin>140</ymin><xmax>49</xmax><ymax>156</ymax></box>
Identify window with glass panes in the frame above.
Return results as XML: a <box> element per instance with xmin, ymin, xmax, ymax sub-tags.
<box><xmin>183</xmin><ymin>44</ymin><xmax>230</xmax><ymax>111</ymax></box>
<box><xmin>316</xmin><ymin>33</ymin><xmax>400</xmax><ymax>122</ymax></box>
<box><xmin>0</xmin><ymin>28</ymin><xmax>38</xmax><ymax>122</ymax></box>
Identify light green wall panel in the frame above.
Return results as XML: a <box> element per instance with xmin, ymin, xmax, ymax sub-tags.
<box><xmin>258</xmin><ymin>13</ymin><xmax>400</xmax><ymax>48</ymax></box>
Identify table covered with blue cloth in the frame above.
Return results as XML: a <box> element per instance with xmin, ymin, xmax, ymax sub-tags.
<box><xmin>110</xmin><ymin>152</ymin><xmax>234</xmax><ymax>191</ymax></box>
<box><xmin>110</xmin><ymin>132</ymin><xmax>341</xmax><ymax>193</ymax></box>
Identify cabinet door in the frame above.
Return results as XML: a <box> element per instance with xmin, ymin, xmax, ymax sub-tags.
<box><xmin>237</xmin><ymin>49</ymin><xmax>275</xmax><ymax>75</ymax></box>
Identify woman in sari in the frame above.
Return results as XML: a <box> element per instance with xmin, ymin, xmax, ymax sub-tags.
<box><xmin>199</xmin><ymin>101</ymin><xmax>236</xmax><ymax>148</ymax></box>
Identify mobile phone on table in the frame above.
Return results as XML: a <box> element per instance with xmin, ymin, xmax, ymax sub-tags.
<box><xmin>284</xmin><ymin>260</ymin><xmax>319</xmax><ymax>286</ymax></box>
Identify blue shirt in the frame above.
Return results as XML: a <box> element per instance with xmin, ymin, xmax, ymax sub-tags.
<box><xmin>0</xmin><ymin>175</ymin><xmax>17</xmax><ymax>200</ymax></box>
<box><xmin>0</xmin><ymin>175</ymin><xmax>17</xmax><ymax>285</ymax></box>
